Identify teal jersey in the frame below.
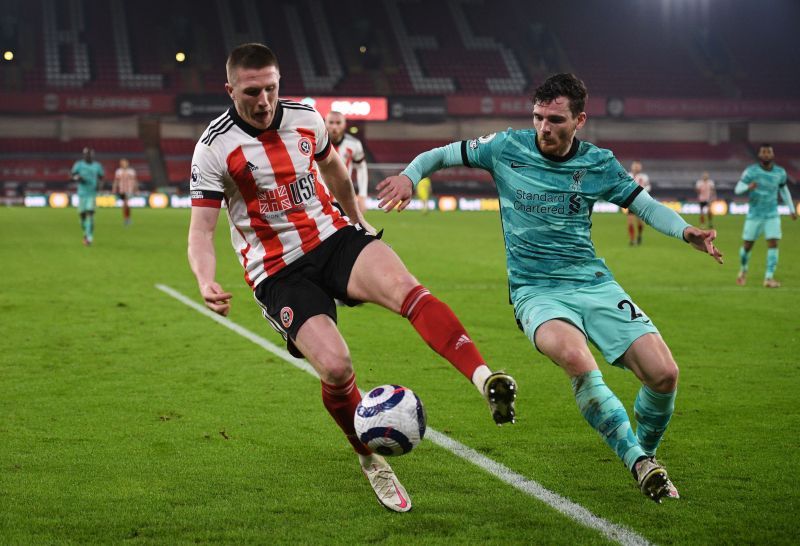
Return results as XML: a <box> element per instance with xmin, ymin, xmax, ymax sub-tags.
<box><xmin>71</xmin><ymin>160</ymin><xmax>104</xmax><ymax>195</ymax></box>
<box><xmin>739</xmin><ymin>163</ymin><xmax>788</xmax><ymax>219</ymax></box>
<box><xmin>462</xmin><ymin>129</ymin><xmax>641</xmax><ymax>298</ymax></box>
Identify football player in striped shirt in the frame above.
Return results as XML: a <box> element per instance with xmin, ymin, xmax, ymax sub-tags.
<box><xmin>323</xmin><ymin>110</ymin><xmax>370</xmax><ymax>213</ymax></box>
<box><xmin>112</xmin><ymin>158</ymin><xmax>138</xmax><ymax>225</ymax></box>
<box><xmin>187</xmin><ymin>43</ymin><xmax>517</xmax><ymax>513</ymax></box>
<box><xmin>378</xmin><ymin>73</ymin><xmax>724</xmax><ymax>502</ymax></box>
<box><xmin>626</xmin><ymin>161</ymin><xmax>651</xmax><ymax>246</ymax></box>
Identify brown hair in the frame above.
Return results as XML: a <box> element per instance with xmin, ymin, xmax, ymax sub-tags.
<box><xmin>226</xmin><ymin>43</ymin><xmax>279</xmax><ymax>84</ymax></box>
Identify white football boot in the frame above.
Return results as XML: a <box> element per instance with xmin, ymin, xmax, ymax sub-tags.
<box><xmin>360</xmin><ymin>454</ymin><xmax>412</xmax><ymax>512</ymax></box>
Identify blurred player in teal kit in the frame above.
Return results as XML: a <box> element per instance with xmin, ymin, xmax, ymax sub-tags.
<box><xmin>378</xmin><ymin>73</ymin><xmax>723</xmax><ymax>503</ymax></box>
<box><xmin>735</xmin><ymin>144</ymin><xmax>797</xmax><ymax>288</ymax></box>
<box><xmin>71</xmin><ymin>147</ymin><xmax>105</xmax><ymax>246</ymax></box>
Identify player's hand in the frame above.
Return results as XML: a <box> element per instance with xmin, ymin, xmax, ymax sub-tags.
<box><xmin>791</xmin><ymin>212</ymin><xmax>798</xmax><ymax>221</ymax></box>
<box><xmin>200</xmin><ymin>282</ymin><xmax>233</xmax><ymax>316</ymax></box>
<box><xmin>748</xmin><ymin>182</ymin><xmax>758</xmax><ymax>191</ymax></box>
<box><xmin>376</xmin><ymin>175</ymin><xmax>414</xmax><ymax>212</ymax></box>
<box><xmin>683</xmin><ymin>227</ymin><xmax>723</xmax><ymax>264</ymax></box>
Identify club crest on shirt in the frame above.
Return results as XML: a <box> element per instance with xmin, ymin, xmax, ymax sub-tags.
<box><xmin>297</xmin><ymin>137</ymin><xmax>312</xmax><ymax>156</ymax></box>
<box><xmin>570</xmin><ymin>169</ymin><xmax>586</xmax><ymax>191</ymax></box>
<box><xmin>280</xmin><ymin>306</ymin><xmax>294</xmax><ymax>328</ymax></box>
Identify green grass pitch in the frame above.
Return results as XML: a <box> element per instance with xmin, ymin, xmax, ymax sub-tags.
<box><xmin>1</xmin><ymin>207</ymin><xmax>798</xmax><ymax>544</ymax></box>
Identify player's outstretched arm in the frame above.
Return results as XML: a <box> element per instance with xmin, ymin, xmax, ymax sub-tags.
<box><xmin>682</xmin><ymin>226</ymin><xmax>724</xmax><ymax>264</ymax></box>
<box><xmin>377</xmin><ymin>143</ymin><xmax>463</xmax><ymax>212</ymax></box>
<box><xmin>629</xmin><ymin>191</ymin><xmax>723</xmax><ymax>264</ymax></box>
<box><xmin>779</xmin><ymin>184</ymin><xmax>797</xmax><ymax>220</ymax></box>
<box><xmin>188</xmin><ymin>206</ymin><xmax>233</xmax><ymax>316</ymax></box>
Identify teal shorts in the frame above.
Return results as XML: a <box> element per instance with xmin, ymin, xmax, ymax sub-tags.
<box><xmin>515</xmin><ymin>281</ymin><xmax>660</xmax><ymax>366</ymax></box>
<box><xmin>77</xmin><ymin>194</ymin><xmax>96</xmax><ymax>213</ymax></box>
<box><xmin>742</xmin><ymin>216</ymin><xmax>781</xmax><ymax>241</ymax></box>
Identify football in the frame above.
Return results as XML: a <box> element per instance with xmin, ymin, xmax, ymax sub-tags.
<box><xmin>354</xmin><ymin>385</ymin><xmax>427</xmax><ymax>456</ymax></box>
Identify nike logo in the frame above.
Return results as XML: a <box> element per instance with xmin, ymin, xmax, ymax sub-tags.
<box><xmin>510</xmin><ymin>161</ymin><xmax>538</xmax><ymax>169</ymax></box>
<box><xmin>392</xmin><ymin>479</ymin><xmax>409</xmax><ymax>509</ymax></box>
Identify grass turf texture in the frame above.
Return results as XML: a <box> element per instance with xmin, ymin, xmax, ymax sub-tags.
<box><xmin>1</xmin><ymin>207</ymin><xmax>798</xmax><ymax>544</ymax></box>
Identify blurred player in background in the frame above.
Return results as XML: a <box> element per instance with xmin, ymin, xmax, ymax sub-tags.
<box><xmin>187</xmin><ymin>43</ymin><xmax>517</xmax><ymax>513</ymax></box>
<box><xmin>112</xmin><ymin>158</ymin><xmax>138</xmax><ymax>226</ymax></box>
<box><xmin>695</xmin><ymin>171</ymin><xmax>716</xmax><ymax>228</ymax></box>
<box><xmin>416</xmin><ymin>176</ymin><xmax>433</xmax><ymax>213</ymax></box>
<box><xmin>626</xmin><ymin>161</ymin><xmax>651</xmax><ymax>245</ymax></box>
<box><xmin>379</xmin><ymin>72</ymin><xmax>724</xmax><ymax>503</ymax></box>
<box><xmin>71</xmin><ymin>147</ymin><xmax>104</xmax><ymax>246</ymax></box>
<box><xmin>322</xmin><ymin>111</ymin><xmax>369</xmax><ymax>213</ymax></box>
<box><xmin>735</xmin><ymin>144</ymin><xmax>797</xmax><ymax>288</ymax></box>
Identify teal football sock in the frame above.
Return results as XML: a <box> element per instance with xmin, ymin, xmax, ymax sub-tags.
<box><xmin>634</xmin><ymin>385</ymin><xmax>676</xmax><ymax>457</ymax></box>
<box><xmin>739</xmin><ymin>246</ymin><xmax>751</xmax><ymax>272</ymax></box>
<box><xmin>572</xmin><ymin>370</ymin><xmax>645</xmax><ymax>470</ymax></box>
<box><xmin>765</xmin><ymin>248</ymin><xmax>779</xmax><ymax>279</ymax></box>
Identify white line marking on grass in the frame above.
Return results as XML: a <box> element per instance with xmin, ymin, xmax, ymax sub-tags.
<box><xmin>156</xmin><ymin>283</ymin><xmax>652</xmax><ymax>546</ymax></box>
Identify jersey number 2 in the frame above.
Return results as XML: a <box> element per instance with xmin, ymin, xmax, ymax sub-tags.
<box><xmin>617</xmin><ymin>299</ymin><xmax>642</xmax><ymax>321</ymax></box>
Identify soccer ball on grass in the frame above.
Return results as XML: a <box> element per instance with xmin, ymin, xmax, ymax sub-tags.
<box><xmin>354</xmin><ymin>385</ymin><xmax>426</xmax><ymax>456</ymax></box>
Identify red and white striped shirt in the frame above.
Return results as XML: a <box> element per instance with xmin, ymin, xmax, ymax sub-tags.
<box><xmin>322</xmin><ymin>133</ymin><xmax>368</xmax><ymax>198</ymax></box>
<box><xmin>190</xmin><ymin>100</ymin><xmax>350</xmax><ymax>288</ymax></box>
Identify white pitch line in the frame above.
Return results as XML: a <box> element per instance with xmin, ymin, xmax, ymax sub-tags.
<box><xmin>156</xmin><ymin>283</ymin><xmax>652</xmax><ymax>546</ymax></box>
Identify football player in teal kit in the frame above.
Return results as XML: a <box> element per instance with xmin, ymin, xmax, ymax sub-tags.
<box><xmin>71</xmin><ymin>147</ymin><xmax>105</xmax><ymax>246</ymax></box>
<box><xmin>735</xmin><ymin>144</ymin><xmax>797</xmax><ymax>288</ymax></box>
<box><xmin>377</xmin><ymin>73</ymin><xmax>723</xmax><ymax>503</ymax></box>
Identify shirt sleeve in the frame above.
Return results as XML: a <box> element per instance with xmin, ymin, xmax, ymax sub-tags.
<box><xmin>401</xmin><ymin>131</ymin><xmax>508</xmax><ymax>188</ymax></box>
<box><xmin>628</xmin><ymin>190</ymin><xmax>690</xmax><ymax>241</ymax></box>
<box><xmin>734</xmin><ymin>168</ymin><xmax>753</xmax><ymax>195</ymax></box>
<box><xmin>352</xmin><ymin>138</ymin><xmax>366</xmax><ymax>163</ymax></box>
<box><xmin>352</xmin><ymin>139</ymin><xmax>368</xmax><ymax>196</ymax></box>
<box><xmin>462</xmin><ymin>131</ymin><xmax>511</xmax><ymax>171</ymax></box>
<box><xmin>400</xmin><ymin>142</ymin><xmax>464</xmax><ymax>188</ymax></box>
<box><xmin>313</xmin><ymin>111</ymin><xmax>331</xmax><ymax>162</ymax></box>
<box><xmin>779</xmin><ymin>182</ymin><xmax>794</xmax><ymax>211</ymax></box>
<box><xmin>190</xmin><ymin>142</ymin><xmax>226</xmax><ymax>208</ymax></box>
<box><xmin>601</xmin><ymin>158</ymin><xmax>644</xmax><ymax>208</ymax></box>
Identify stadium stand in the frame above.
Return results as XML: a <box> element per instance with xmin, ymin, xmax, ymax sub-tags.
<box><xmin>0</xmin><ymin>0</ymin><xmax>798</xmax><ymax>202</ymax></box>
